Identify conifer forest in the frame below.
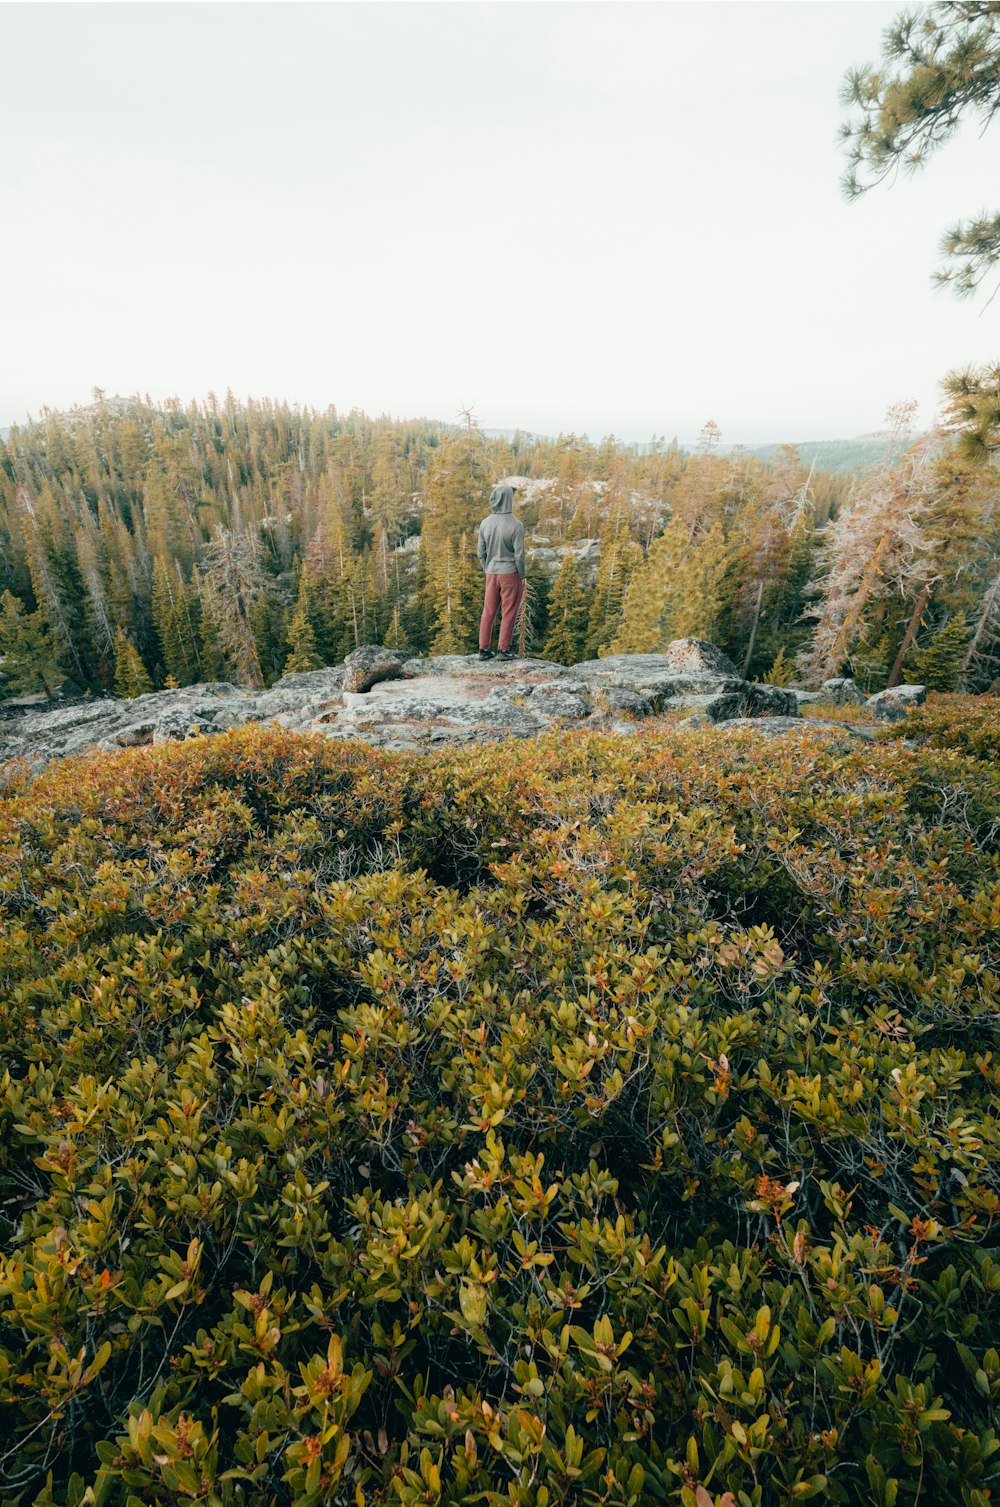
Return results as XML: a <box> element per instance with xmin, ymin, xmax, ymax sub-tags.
<box><xmin>1</xmin><ymin>392</ymin><xmax>998</xmax><ymax>700</ymax></box>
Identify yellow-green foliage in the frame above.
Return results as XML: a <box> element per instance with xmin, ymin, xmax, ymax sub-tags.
<box><xmin>884</xmin><ymin>691</ymin><xmax>1000</xmax><ymax>761</ymax></box>
<box><xmin>1</xmin><ymin>719</ymin><xmax>999</xmax><ymax>1507</ymax></box>
<box><xmin>799</xmin><ymin>700</ymin><xmax>875</xmax><ymax>723</ymax></box>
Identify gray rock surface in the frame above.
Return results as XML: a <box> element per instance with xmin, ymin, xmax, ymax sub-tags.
<box><xmin>0</xmin><ymin>638</ymin><xmax>802</xmax><ymax>770</ymax></box>
<box><xmin>714</xmin><ymin>715</ymin><xmax>877</xmax><ymax>741</ymax></box>
<box><xmin>661</xmin><ymin>638</ymin><xmax>740</xmax><ymax>675</ymax></box>
<box><xmin>821</xmin><ymin>677</ymin><xmax>865</xmax><ymax>707</ymax></box>
<box><xmin>526</xmin><ymin>537</ymin><xmax>601</xmax><ymax>579</ymax></box>
<box><xmin>574</xmin><ymin>641</ymin><xmax>739</xmax><ymax>684</ymax></box>
<box><xmin>866</xmin><ymin>684</ymin><xmax>927</xmax><ymax>722</ymax></box>
<box><xmin>340</xmin><ymin>645</ymin><xmax>410</xmax><ymax>694</ymax></box>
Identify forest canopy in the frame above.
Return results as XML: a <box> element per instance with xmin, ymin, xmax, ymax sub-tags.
<box><xmin>0</xmin><ymin>390</ymin><xmax>998</xmax><ymax>699</ymax></box>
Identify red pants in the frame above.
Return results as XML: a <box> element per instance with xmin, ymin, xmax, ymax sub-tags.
<box><xmin>480</xmin><ymin>573</ymin><xmax>525</xmax><ymax>652</ymax></box>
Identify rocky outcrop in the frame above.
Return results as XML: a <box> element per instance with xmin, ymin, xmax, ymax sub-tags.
<box><xmin>526</xmin><ymin>536</ymin><xmax>601</xmax><ymax>579</ymax></box>
<box><xmin>0</xmin><ymin>639</ymin><xmax>809</xmax><ymax>771</ymax></box>
<box><xmin>865</xmin><ymin>684</ymin><xmax>927</xmax><ymax>722</ymax></box>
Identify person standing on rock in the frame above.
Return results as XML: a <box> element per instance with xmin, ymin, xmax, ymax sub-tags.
<box><xmin>477</xmin><ymin>482</ymin><xmax>526</xmax><ymax>660</ymax></box>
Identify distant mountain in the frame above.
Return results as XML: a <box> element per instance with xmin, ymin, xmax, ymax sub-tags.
<box><xmin>735</xmin><ymin>434</ymin><xmax>914</xmax><ymax>474</ymax></box>
<box><xmin>485</xmin><ymin>427</ymin><xmax>910</xmax><ymax>474</ymax></box>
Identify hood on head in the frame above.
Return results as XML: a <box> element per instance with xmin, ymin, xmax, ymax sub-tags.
<box><xmin>489</xmin><ymin>483</ymin><xmax>515</xmax><ymax>514</ymax></box>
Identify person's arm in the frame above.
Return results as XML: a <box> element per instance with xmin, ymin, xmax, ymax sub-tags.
<box><xmin>477</xmin><ymin>522</ymin><xmax>487</xmax><ymax>570</ymax></box>
<box><xmin>514</xmin><ymin>519</ymin><xmax>526</xmax><ymax>580</ymax></box>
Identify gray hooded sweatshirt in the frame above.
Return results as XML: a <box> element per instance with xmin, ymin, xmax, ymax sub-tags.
<box><xmin>477</xmin><ymin>484</ymin><xmax>525</xmax><ymax>579</ymax></box>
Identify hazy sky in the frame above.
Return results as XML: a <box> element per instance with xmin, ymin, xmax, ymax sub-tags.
<box><xmin>3</xmin><ymin>0</ymin><xmax>999</xmax><ymax>442</ymax></box>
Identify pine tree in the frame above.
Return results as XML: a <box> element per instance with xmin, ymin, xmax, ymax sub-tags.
<box><xmin>74</xmin><ymin>518</ymin><xmax>116</xmax><ymax>672</ymax></box>
<box><xmin>283</xmin><ymin>571</ymin><xmax>325</xmax><ymax>674</ymax></box>
<box><xmin>384</xmin><ymin>603</ymin><xmax>406</xmax><ymax>651</ymax></box>
<box><xmin>852</xmin><ymin>631</ymin><xmax>892</xmax><ymax>694</ymax></box>
<box><xmin>718</xmin><ymin>459</ymin><xmax>808</xmax><ymax>677</ymax></box>
<box><xmin>382</xmin><ymin>544</ymin><xmax>412</xmax><ymax>653</ymax></box>
<box><xmin>906</xmin><ymin>613</ymin><xmax>968</xmax><ymax>690</ymax></box>
<box><xmin>429</xmin><ymin>536</ymin><xmax>481</xmax><ymax>655</ymax></box>
<box><xmin>611</xmin><ymin>520</ymin><xmax>729</xmax><ymax>654</ymax></box>
<box><xmin>409</xmin><ymin>530</ymin><xmax>433</xmax><ymax>653</ymax></box>
<box><xmin>517</xmin><ymin>570</ymin><xmax>550</xmax><ymax>659</ymax></box>
<box><xmin>15</xmin><ymin>484</ymin><xmax>88</xmax><ymax>683</ymax></box>
<box><xmin>669</xmin><ymin>453</ymin><xmax>730</xmax><ymax>539</ymax></box>
<box><xmin>369</xmin><ymin>439</ymin><xmax>408</xmax><ymax>541</ymax></box>
<box><xmin>962</xmin><ymin>565</ymin><xmax>1000</xmax><ymax>686</ymax></box>
<box><xmin>422</xmin><ymin>431</ymin><xmax>493</xmax><ymax>544</ymax></box>
<box><xmin>542</xmin><ymin>555</ymin><xmax>588</xmax><ymax>664</ymax></box>
<box><xmin>767</xmin><ymin>508</ymin><xmax>816</xmax><ymax>664</ymax></box>
<box><xmin>842</xmin><ymin>2</ymin><xmax>1000</xmax><ymax>296</ymax></box>
<box><xmin>587</xmin><ymin>510</ymin><xmax>641</xmax><ymax>656</ymax></box>
<box><xmin>201</xmin><ymin>526</ymin><xmax>266</xmax><ymax>689</ymax></box>
<box><xmin>304</xmin><ymin>515</ymin><xmax>359</xmax><ymax>663</ymax></box>
<box><xmin>113</xmin><ymin>629</ymin><xmax>153</xmax><ymax>698</ymax></box>
<box><xmin>799</xmin><ymin>413</ymin><xmax>937</xmax><ymax>683</ymax></box>
<box><xmin>429</xmin><ymin>540</ymin><xmax>463</xmax><ymax>654</ymax></box>
<box><xmin>152</xmin><ymin>554</ymin><xmax>201</xmax><ymax>686</ymax></box>
<box><xmin>196</xmin><ymin>572</ymin><xmax>227</xmax><ymax>682</ymax></box>
<box><xmin>612</xmin><ymin>546</ymin><xmax>671</xmax><ymax>654</ymax></box>
<box><xmin>764</xmin><ymin>646</ymin><xmax>795</xmax><ymax>686</ymax></box>
<box><xmin>0</xmin><ymin>590</ymin><xmax>63</xmax><ymax>698</ymax></box>
<box><xmin>329</xmin><ymin>551</ymin><xmax>382</xmax><ymax>658</ymax></box>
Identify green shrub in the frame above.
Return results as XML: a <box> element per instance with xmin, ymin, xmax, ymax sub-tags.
<box><xmin>1</xmin><ymin>719</ymin><xmax>999</xmax><ymax>1506</ymax></box>
<box><xmin>884</xmin><ymin>692</ymin><xmax>1000</xmax><ymax>761</ymax></box>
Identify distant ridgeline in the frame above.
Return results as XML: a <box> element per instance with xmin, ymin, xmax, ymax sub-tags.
<box><xmin>484</xmin><ymin>428</ymin><xmax>917</xmax><ymax>474</ymax></box>
<box><xmin>741</xmin><ymin>433</ymin><xmax>923</xmax><ymax>474</ymax></box>
<box><xmin>0</xmin><ymin>393</ymin><xmax>996</xmax><ymax>705</ymax></box>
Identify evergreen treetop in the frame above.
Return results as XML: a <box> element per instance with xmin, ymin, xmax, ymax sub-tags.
<box><xmin>842</xmin><ymin>2</ymin><xmax>1000</xmax><ymax>295</ymax></box>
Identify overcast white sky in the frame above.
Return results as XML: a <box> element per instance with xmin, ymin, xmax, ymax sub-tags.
<box><xmin>2</xmin><ymin>0</ymin><xmax>998</xmax><ymax>442</ymax></box>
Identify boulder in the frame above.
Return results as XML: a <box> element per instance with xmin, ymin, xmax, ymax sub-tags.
<box><xmin>669</xmin><ymin>684</ymin><xmax>798</xmax><ymax>723</ymax></box>
<box><xmin>821</xmin><ymin>677</ymin><xmax>864</xmax><ymax>706</ymax></box>
<box><xmin>590</xmin><ymin>686</ymin><xmax>654</xmax><ymax>718</ymax></box>
<box><xmin>340</xmin><ymin>644</ymin><xmax>410</xmax><ymax>694</ymax></box>
<box><xmin>746</xmin><ymin>684</ymin><xmax>800</xmax><ymax>717</ymax></box>
<box><xmin>663</xmin><ymin>639</ymin><xmax>740</xmax><ymax>676</ymax></box>
<box><xmin>667</xmin><ymin>692</ymin><xmax>745</xmax><ymax>722</ymax></box>
<box><xmin>115</xmin><ymin>722</ymin><xmax>156</xmax><ymax>747</ymax></box>
<box><xmin>866</xmin><ymin>684</ymin><xmax>927</xmax><ymax>722</ymax></box>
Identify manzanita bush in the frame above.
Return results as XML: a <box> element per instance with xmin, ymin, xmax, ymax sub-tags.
<box><xmin>1</xmin><ymin>700</ymin><xmax>998</xmax><ymax>1507</ymax></box>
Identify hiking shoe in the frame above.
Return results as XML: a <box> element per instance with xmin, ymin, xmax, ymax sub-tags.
<box><xmin>478</xmin><ymin>648</ymin><xmax>495</xmax><ymax>660</ymax></box>
<box><xmin>496</xmin><ymin>649</ymin><xmax>514</xmax><ymax>661</ymax></box>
